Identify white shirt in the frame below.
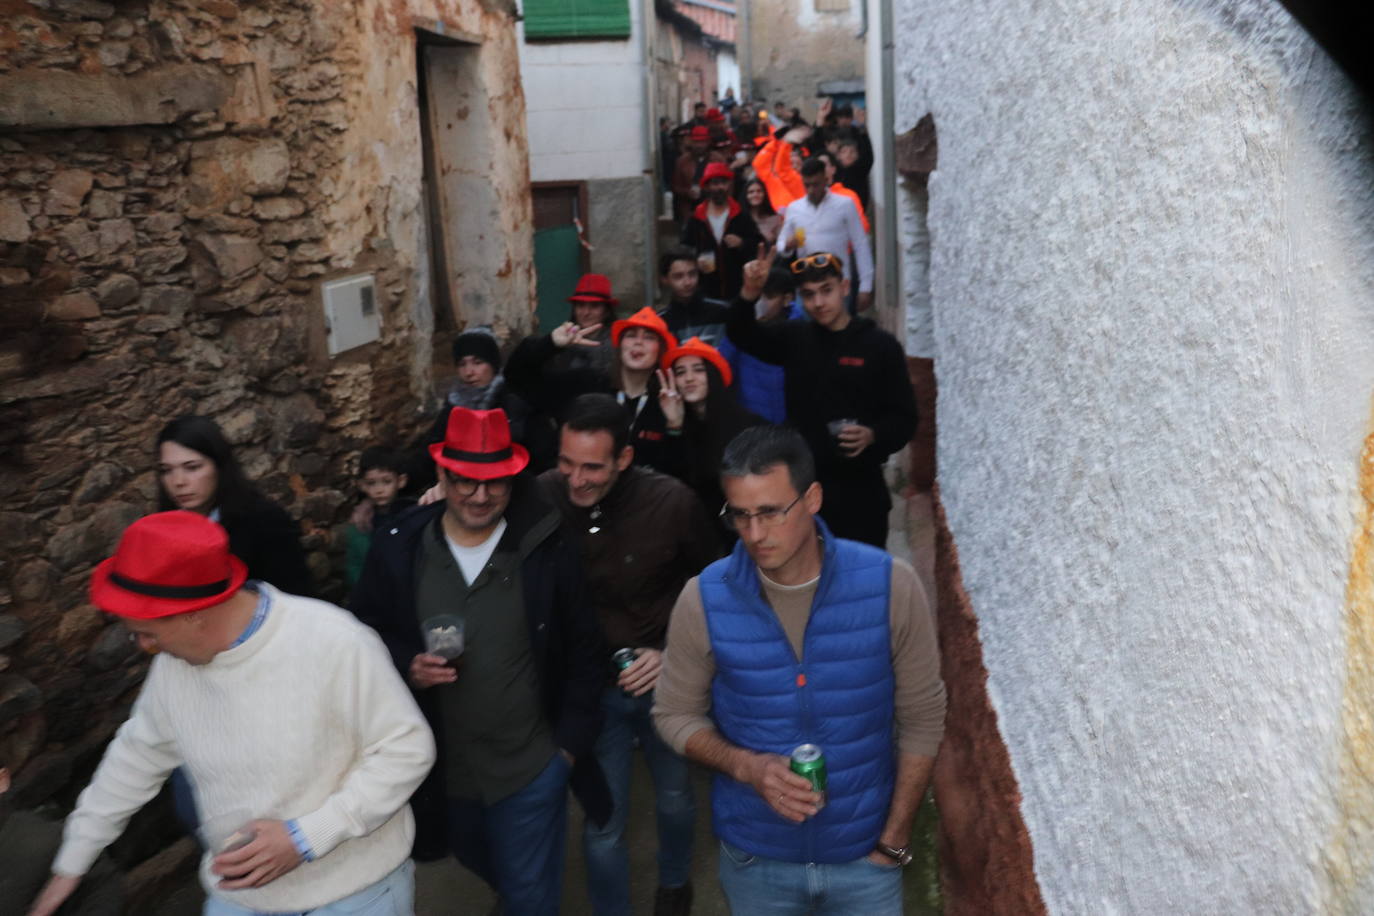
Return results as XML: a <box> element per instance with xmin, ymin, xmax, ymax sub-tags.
<box><xmin>446</xmin><ymin>518</ymin><xmax>507</xmax><ymax>585</ymax></box>
<box><xmin>776</xmin><ymin>190</ymin><xmax>874</xmax><ymax>293</ymax></box>
<box><xmin>706</xmin><ymin>206</ymin><xmax>729</xmax><ymax>242</ymax></box>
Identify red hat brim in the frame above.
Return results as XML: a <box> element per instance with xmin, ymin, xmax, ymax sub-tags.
<box><xmin>89</xmin><ymin>553</ymin><xmax>249</xmax><ymax>620</ymax></box>
<box><xmin>567</xmin><ymin>294</ymin><xmax>619</xmax><ymax>307</ymax></box>
<box><xmin>428</xmin><ymin>440</ymin><xmax>530</xmax><ymax>480</ymax></box>
<box><xmin>664</xmin><ymin>339</ymin><xmax>733</xmax><ymax>387</ymax></box>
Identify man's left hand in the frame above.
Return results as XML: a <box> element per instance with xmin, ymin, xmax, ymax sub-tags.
<box><xmin>856</xmin><ymin>291</ymin><xmax>873</xmax><ymax>311</ymax></box>
<box><xmin>619</xmin><ymin>648</ymin><xmax>662</xmax><ymax>697</ymax></box>
<box><xmin>723</xmin><ymin>233</ymin><xmax>743</xmax><ymax>249</ymax></box>
<box><xmin>838</xmin><ymin>424</ymin><xmax>875</xmax><ymax>457</ymax></box>
<box><xmin>211</xmin><ymin>819</ymin><xmax>304</xmax><ymax>890</ymax></box>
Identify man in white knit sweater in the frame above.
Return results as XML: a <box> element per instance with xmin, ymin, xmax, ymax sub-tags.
<box><xmin>27</xmin><ymin>511</ymin><xmax>436</xmax><ymax>916</ymax></box>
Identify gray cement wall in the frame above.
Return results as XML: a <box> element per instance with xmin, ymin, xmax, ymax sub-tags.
<box><xmin>587</xmin><ymin>176</ymin><xmax>652</xmax><ymax>310</ymax></box>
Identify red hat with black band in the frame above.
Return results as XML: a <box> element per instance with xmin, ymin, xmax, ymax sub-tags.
<box><xmin>662</xmin><ymin>336</ymin><xmax>733</xmax><ymax>387</ymax></box>
<box><xmin>568</xmin><ymin>273</ymin><xmax>619</xmax><ymax>307</ymax></box>
<box><xmin>428</xmin><ymin>407</ymin><xmax>530</xmax><ymax>480</ymax></box>
<box><xmin>90</xmin><ymin>512</ymin><xmax>249</xmax><ymax>619</ymax></box>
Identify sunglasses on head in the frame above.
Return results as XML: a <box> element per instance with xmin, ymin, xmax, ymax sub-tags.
<box><xmin>790</xmin><ymin>253</ymin><xmax>841</xmax><ymax>274</ymax></box>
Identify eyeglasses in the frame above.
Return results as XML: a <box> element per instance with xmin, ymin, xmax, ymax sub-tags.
<box><xmin>719</xmin><ymin>493</ymin><xmax>804</xmax><ymax>531</ymax></box>
<box><xmin>445</xmin><ymin>473</ymin><xmax>513</xmax><ymax>497</ymax></box>
<box><xmin>790</xmin><ymin>252</ymin><xmax>842</xmax><ymax>275</ymax></box>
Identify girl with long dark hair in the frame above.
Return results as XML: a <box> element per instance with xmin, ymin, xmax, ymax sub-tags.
<box><xmin>743</xmin><ymin>176</ymin><xmax>781</xmax><ymax>247</ymax></box>
<box><xmin>657</xmin><ymin>338</ymin><xmax>763</xmax><ymax>529</ymax></box>
<box><xmin>156</xmin><ymin>416</ymin><xmax>314</xmax><ymax>596</ymax></box>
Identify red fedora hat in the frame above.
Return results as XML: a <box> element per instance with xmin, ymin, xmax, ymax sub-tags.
<box><xmin>663</xmin><ymin>336</ymin><xmax>733</xmax><ymax>387</ymax></box>
<box><xmin>428</xmin><ymin>407</ymin><xmax>530</xmax><ymax>480</ymax></box>
<box><xmin>689</xmin><ymin>125</ymin><xmax>710</xmax><ymax>143</ymax></box>
<box><xmin>568</xmin><ymin>273</ymin><xmax>619</xmax><ymax>307</ymax></box>
<box><xmin>90</xmin><ymin>512</ymin><xmax>248</xmax><ymax>619</ymax></box>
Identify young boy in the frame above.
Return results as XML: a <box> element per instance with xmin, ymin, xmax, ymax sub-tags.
<box><xmin>345</xmin><ymin>447</ymin><xmax>414</xmax><ymax>588</ymax></box>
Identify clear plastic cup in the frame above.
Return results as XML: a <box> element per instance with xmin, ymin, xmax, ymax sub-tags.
<box><xmin>698</xmin><ymin>251</ymin><xmax>717</xmax><ymax>274</ymax></box>
<box><xmin>827</xmin><ymin>418</ymin><xmax>858</xmax><ymax>439</ymax></box>
<box><xmin>200</xmin><ymin>809</ymin><xmax>257</xmax><ymax>854</ymax></box>
<box><xmin>423</xmin><ymin>615</ymin><xmax>466</xmax><ymax>664</ymax></box>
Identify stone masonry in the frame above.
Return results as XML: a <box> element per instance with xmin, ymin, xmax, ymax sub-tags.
<box><xmin>0</xmin><ymin>0</ymin><xmax>536</xmax><ymax>893</ymax></box>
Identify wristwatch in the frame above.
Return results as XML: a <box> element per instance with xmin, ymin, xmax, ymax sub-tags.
<box><xmin>875</xmin><ymin>842</ymin><xmax>913</xmax><ymax>866</ymax></box>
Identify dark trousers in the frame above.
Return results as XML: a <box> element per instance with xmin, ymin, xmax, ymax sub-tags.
<box><xmin>818</xmin><ymin>470</ymin><xmax>891</xmax><ymax>549</ymax></box>
<box><xmin>447</xmin><ymin>753</ymin><xmax>572</xmax><ymax>916</ymax></box>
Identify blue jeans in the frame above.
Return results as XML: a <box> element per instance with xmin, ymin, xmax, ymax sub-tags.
<box><xmin>583</xmin><ymin>687</ymin><xmax>695</xmax><ymax>914</ymax></box>
<box><xmin>716</xmin><ymin>840</ymin><xmax>903</xmax><ymax>915</ymax></box>
<box><xmin>203</xmin><ymin>858</ymin><xmax>414</xmax><ymax>915</ymax></box>
<box><xmin>447</xmin><ymin>753</ymin><xmax>571</xmax><ymax>915</ymax></box>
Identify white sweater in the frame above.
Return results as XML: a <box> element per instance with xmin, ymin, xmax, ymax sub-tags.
<box><xmin>53</xmin><ymin>588</ymin><xmax>436</xmax><ymax>912</ymax></box>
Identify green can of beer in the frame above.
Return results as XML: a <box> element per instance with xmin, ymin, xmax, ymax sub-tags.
<box><xmin>790</xmin><ymin>744</ymin><xmax>827</xmax><ymax>807</ymax></box>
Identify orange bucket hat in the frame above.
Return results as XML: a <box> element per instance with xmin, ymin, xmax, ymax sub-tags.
<box><xmin>610</xmin><ymin>306</ymin><xmax>679</xmax><ymax>350</ymax></box>
<box><xmin>662</xmin><ymin>336</ymin><xmax>732</xmax><ymax>387</ymax></box>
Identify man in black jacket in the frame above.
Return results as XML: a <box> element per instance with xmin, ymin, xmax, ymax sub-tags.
<box><xmin>539</xmin><ymin>394</ymin><xmax>719</xmax><ymax>916</ymax></box>
<box><xmin>680</xmin><ymin>161</ymin><xmax>761</xmax><ymax>301</ymax></box>
<box><xmin>726</xmin><ymin>247</ymin><xmax>916</xmax><ymax>547</ymax></box>
<box><xmin>350</xmin><ymin>406</ymin><xmax>609</xmax><ymax>916</ymax></box>
<box><xmin>656</xmin><ymin>245</ymin><xmax>732</xmax><ymax>350</ymax></box>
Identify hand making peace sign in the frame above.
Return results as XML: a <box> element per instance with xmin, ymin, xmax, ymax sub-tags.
<box><xmin>740</xmin><ymin>242</ymin><xmax>778</xmax><ymax>302</ymax></box>
<box><xmin>656</xmin><ymin>368</ymin><xmax>685</xmax><ymax>429</ymax></box>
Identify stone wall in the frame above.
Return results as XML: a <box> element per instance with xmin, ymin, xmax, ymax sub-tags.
<box><xmin>748</xmin><ymin>0</ymin><xmax>862</xmax><ymax>109</ymax></box>
<box><xmin>0</xmin><ymin>0</ymin><xmax>534</xmax><ymax>861</ymax></box>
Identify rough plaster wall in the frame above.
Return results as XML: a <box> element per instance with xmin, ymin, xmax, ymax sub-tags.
<box><xmin>587</xmin><ymin>176</ymin><xmax>650</xmax><ymax>309</ymax></box>
<box><xmin>900</xmin><ymin>180</ymin><xmax>933</xmax><ymax>357</ymax></box>
<box><xmin>749</xmin><ymin>0</ymin><xmax>861</xmax><ymax>106</ymax></box>
<box><xmin>893</xmin><ymin>0</ymin><xmax>1374</xmax><ymax>911</ymax></box>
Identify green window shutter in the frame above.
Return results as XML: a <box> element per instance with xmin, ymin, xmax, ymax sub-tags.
<box><xmin>524</xmin><ymin>0</ymin><xmax>631</xmax><ymax>39</ymax></box>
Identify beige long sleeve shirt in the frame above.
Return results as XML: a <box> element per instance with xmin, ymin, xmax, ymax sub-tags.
<box><xmin>652</xmin><ymin>557</ymin><xmax>946</xmax><ymax>758</ymax></box>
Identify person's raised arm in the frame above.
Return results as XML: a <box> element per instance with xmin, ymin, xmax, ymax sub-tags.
<box><xmin>726</xmin><ymin>245</ymin><xmax>790</xmax><ymax>366</ymax></box>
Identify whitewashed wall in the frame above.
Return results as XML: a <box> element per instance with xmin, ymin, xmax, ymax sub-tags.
<box><xmin>892</xmin><ymin>0</ymin><xmax>1374</xmax><ymax>911</ymax></box>
<box><xmin>517</xmin><ymin>0</ymin><xmax>645</xmax><ymax>182</ymax></box>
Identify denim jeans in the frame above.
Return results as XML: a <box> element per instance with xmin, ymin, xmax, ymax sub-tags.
<box><xmin>202</xmin><ymin>858</ymin><xmax>414</xmax><ymax>916</ymax></box>
<box><xmin>582</xmin><ymin>687</ymin><xmax>695</xmax><ymax>915</ymax></box>
<box><xmin>716</xmin><ymin>840</ymin><xmax>903</xmax><ymax>916</ymax></box>
<box><xmin>447</xmin><ymin>752</ymin><xmax>571</xmax><ymax>915</ymax></box>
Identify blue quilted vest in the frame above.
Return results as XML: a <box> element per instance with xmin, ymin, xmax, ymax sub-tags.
<box><xmin>699</xmin><ymin>519</ymin><xmax>895</xmax><ymax>863</ymax></box>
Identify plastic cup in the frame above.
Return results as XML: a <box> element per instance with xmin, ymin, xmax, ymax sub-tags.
<box><xmin>828</xmin><ymin>418</ymin><xmax>858</xmax><ymax>439</ymax></box>
<box><xmin>200</xmin><ymin>809</ymin><xmax>256</xmax><ymax>854</ymax></box>
<box><xmin>698</xmin><ymin>251</ymin><xmax>717</xmax><ymax>274</ymax></box>
<box><xmin>423</xmin><ymin>615</ymin><xmax>466</xmax><ymax>663</ymax></box>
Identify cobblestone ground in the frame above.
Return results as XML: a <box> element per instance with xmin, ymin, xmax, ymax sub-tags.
<box><xmin>152</xmin><ymin>761</ymin><xmax>940</xmax><ymax>915</ymax></box>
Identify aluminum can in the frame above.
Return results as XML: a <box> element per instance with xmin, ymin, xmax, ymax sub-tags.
<box><xmin>790</xmin><ymin>743</ymin><xmax>827</xmax><ymax>807</ymax></box>
<box><xmin>612</xmin><ymin>648</ymin><xmax>638</xmax><ymax>697</ymax></box>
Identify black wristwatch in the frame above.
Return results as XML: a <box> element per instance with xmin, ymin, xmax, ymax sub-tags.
<box><xmin>875</xmin><ymin>842</ymin><xmax>913</xmax><ymax>866</ymax></box>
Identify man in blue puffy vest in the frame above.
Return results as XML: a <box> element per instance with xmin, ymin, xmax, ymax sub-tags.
<box><xmin>652</xmin><ymin>425</ymin><xmax>945</xmax><ymax>914</ymax></box>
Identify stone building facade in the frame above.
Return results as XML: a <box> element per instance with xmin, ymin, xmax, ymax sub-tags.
<box><xmin>0</xmin><ymin>0</ymin><xmax>535</xmax><ymax>891</ymax></box>
<box><xmin>748</xmin><ymin>0</ymin><xmax>862</xmax><ymax>110</ymax></box>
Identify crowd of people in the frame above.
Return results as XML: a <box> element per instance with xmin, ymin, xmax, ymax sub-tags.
<box><xmin>20</xmin><ymin>94</ymin><xmax>945</xmax><ymax>916</ymax></box>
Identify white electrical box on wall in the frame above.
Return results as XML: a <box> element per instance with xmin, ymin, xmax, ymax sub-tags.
<box><xmin>321</xmin><ymin>273</ymin><xmax>380</xmax><ymax>356</ymax></box>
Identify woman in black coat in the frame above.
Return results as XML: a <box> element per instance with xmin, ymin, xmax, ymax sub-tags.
<box><xmin>156</xmin><ymin>416</ymin><xmax>314</xmax><ymax>597</ymax></box>
<box><xmin>658</xmin><ymin>337</ymin><xmax>763</xmax><ymax>540</ymax></box>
